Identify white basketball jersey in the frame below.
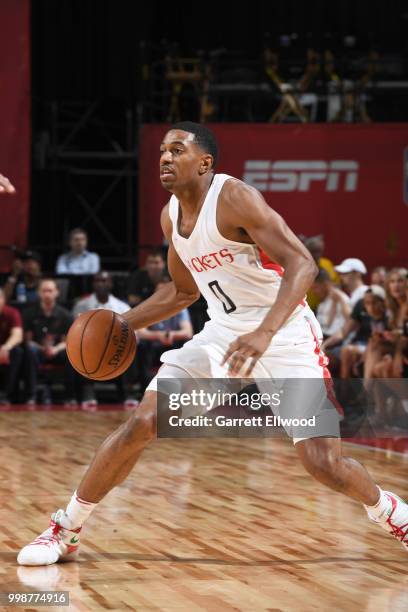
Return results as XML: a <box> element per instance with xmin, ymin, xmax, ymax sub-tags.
<box><xmin>169</xmin><ymin>173</ymin><xmax>305</xmax><ymax>331</ymax></box>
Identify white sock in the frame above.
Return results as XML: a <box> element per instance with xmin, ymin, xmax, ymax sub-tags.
<box><xmin>62</xmin><ymin>491</ymin><xmax>97</xmax><ymax>529</ymax></box>
<box><xmin>364</xmin><ymin>487</ymin><xmax>392</xmax><ymax>521</ymax></box>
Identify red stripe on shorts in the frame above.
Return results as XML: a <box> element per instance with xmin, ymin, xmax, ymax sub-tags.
<box><xmin>307</xmin><ymin>321</ymin><xmax>344</xmax><ymax>416</ymax></box>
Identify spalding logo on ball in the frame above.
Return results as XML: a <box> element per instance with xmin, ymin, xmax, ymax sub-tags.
<box><xmin>66</xmin><ymin>309</ymin><xmax>137</xmax><ymax>381</ymax></box>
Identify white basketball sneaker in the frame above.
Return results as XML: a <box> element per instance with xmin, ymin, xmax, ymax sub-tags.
<box><xmin>17</xmin><ymin>509</ymin><xmax>81</xmax><ymax>566</ymax></box>
<box><xmin>367</xmin><ymin>491</ymin><xmax>408</xmax><ymax>551</ymax></box>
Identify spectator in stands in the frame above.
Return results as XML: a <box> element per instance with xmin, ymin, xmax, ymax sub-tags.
<box><xmin>0</xmin><ymin>288</ymin><xmax>23</xmax><ymax>405</ymax></box>
<box><xmin>386</xmin><ymin>268</ymin><xmax>408</xmax><ymax>333</ymax></box>
<box><xmin>137</xmin><ymin>280</ymin><xmax>193</xmax><ymax>389</ymax></box>
<box><xmin>311</xmin><ymin>269</ymin><xmax>350</xmax><ymax>338</ymax></box>
<box><xmin>56</xmin><ymin>228</ymin><xmax>100</xmax><ymax>275</ymax></box>
<box><xmin>3</xmin><ymin>251</ymin><xmax>42</xmax><ymax>304</ymax></box>
<box><xmin>366</xmin><ymin>268</ymin><xmax>408</xmax><ymax>379</ymax></box>
<box><xmin>364</xmin><ymin>270</ymin><xmax>408</xmax><ymax>427</ymax></box>
<box><xmin>304</xmin><ymin>235</ymin><xmax>339</xmax><ymax>311</ymax></box>
<box><xmin>332</xmin><ymin>85</ymin><xmax>371</xmax><ymax>124</ymax></box>
<box><xmin>73</xmin><ymin>271</ymin><xmax>129</xmax><ymax>317</ymax></box>
<box><xmin>24</xmin><ymin>278</ymin><xmax>76</xmax><ymax>406</ymax></box>
<box><xmin>72</xmin><ymin>271</ymin><xmax>136</xmax><ymax>409</ymax></box>
<box><xmin>371</xmin><ymin>266</ymin><xmax>387</xmax><ymax>288</ymax></box>
<box><xmin>164</xmin><ymin>43</ymin><xmax>202</xmax><ymax>123</ymax></box>
<box><xmin>263</xmin><ymin>48</ymin><xmax>308</xmax><ymax>123</ymax></box>
<box><xmin>335</xmin><ymin>258</ymin><xmax>368</xmax><ymax>307</ymax></box>
<box><xmin>387</xmin><ymin>269</ymin><xmax>408</xmax><ymax>379</ymax></box>
<box><xmin>128</xmin><ymin>249</ymin><xmax>167</xmax><ymax>307</ymax></box>
<box><xmin>199</xmin><ymin>60</ymin><xmax>216</xmax><ymax>123</ymax></box>
<box><xmin>323</xmin><ymin>285</ymin><xmax>388</xmax><ymax>378</ymax></box>
<box><xmin>323</xmin><ymin>50</ymin><xmax>342</xmax><ymax>121</ymax></box>
<box><xmin>298</xmin><ymin>48</ymin><xmax>320</xmax><ymax>122</ymax></box>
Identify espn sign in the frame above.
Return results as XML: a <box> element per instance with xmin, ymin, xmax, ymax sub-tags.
<box><xmin>243</xmin><ymin>160</ymin><xmax>359</xmax><ymax>192</ymax></box>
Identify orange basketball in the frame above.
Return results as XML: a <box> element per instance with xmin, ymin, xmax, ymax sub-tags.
<box><xmin>66</xmin><ymin>309</ymin><xmax>136</xmax><ymax>381</ymax></box>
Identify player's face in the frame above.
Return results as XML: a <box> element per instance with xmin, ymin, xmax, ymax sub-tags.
<box><xmin>159</xmin><ymin>129</ymin><xmax>210</xmax><ymax>191</ymax></box>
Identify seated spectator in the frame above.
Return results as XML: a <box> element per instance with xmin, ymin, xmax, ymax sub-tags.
<box><xmin>137</xmin><ymin>280</ymin><xmax>193</xmax><ymax>389</ymax></box>
<box><xmin>164</xmin><ymin>43</ymin><xmax>202</xmax><ymax>123</ymax></box>
<box><xmin>304</xmin><ymin>235</ymin><xmax>339</xmax><ymax>311</ymax></box>
<box><xmin>72</xmin><ymin>272</ymin><xmax>137</xmax><ymax>409</ymax></box>
<box><xmin>335</xmin><ymin>258</ymin><xmax>368</xmax><ymax>307</ymax></box>
<box><xmin>332</xmin><ymin>87</ymin><xmax>371</xmax><ymax>124</ymax></box>
<box><xmin>73</xmin><ymin>271</ymin><xmax>129</xmax><ymax>317</ymax></box>
<box><xmin>323</xmin><ymin>285</ymin><xmax>388</xmax><ymax>378</ymax></box>
<box><xmin>3</xmin><ymin>250</ymin><xmax>42</xmax><ymax>304</ymax></box>
<box><xmin>363</xmin><ymin>271</ymin><xmax>407</xmax><ymax>426</ymax></box>
<box><xmin>23</xmin><ymin>279</ymin><xmax>76</xmax><ymax>406</ymax></box>
<box><xmin>128</xmin><ymin>249</ymin><xmax>167</xmax><ymax>307</ymax></box>
<box><xmin>264</xmin><ymin>48</ymin><xmax>308</xmax><ymax>123</ymax></box>
<box><xmin>0</xmin><ymin>288</ymin><xmax>23</xmax><ymax>405</ymax></box>
<box><xmin>312</xmin><ymin>270</ymin><xmax>350</xmax><ymax>338</ymax></box>
<box><xmin>366</xmin><ymin>268</ymin><xmax>408</xmax><ymax>379</ymax></box>
<box><xmin>297</xmin><ymin>48</ymin><xmax>320</xmax><ymax>122</ymax></box>
<box><xmin>391</xmin><ymin>272</ymin><xmax>408</xmax><ymax>378</ymax></box>
<box><xmin>370</xmin><ymin>266</ymin><xmax>387</xmax><ymax>288</ymax></box>
<box><xmin>386</xmin><ymin>268</ymin><xmax>408</xmax><ymax>333</ymax></box>
<box><xmin>56</xmin><ymin>228</ymin><xmax>100</xmax><ymax>275</ymax></box>
<box><xmin>323</xmin><ymin>50</ymin><xmax>342</xmax><ymax>121</ymax></box>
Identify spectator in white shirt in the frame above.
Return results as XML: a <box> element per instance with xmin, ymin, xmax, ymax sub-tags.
<box><xmin>73</xmin><ymin>271</ymin><xmax>128</xmax><ymax>317</ymax></box>
<box><xmin>335</xmin><ymin>258</ymin><xmax>368</xmax><ymax>307</ymax></box>
<box><xmin>311</xmin><ymin>269</ymin><xmax>351</xmax><ymax>337</ymax></box>
<box><xmin>72</xmin><ymin>272</ymin><xmax>136</xmax><ymax>410</ymax></box>
<box><xmin>56</xmin><ymin>228</ymin><xmax>100</xmax><ymax>275</ymax></box>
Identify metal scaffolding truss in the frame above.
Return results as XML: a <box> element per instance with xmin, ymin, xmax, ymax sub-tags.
<box><xmin>35</xmin><ymin>98</ymin><xmax>139</xmax><ymax>268</ymax></box>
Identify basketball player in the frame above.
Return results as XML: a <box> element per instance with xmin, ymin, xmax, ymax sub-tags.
<box><xmin>18</xmin><ymin>123</ymin><xmax>408</xmax><ymax>565</ymax></box>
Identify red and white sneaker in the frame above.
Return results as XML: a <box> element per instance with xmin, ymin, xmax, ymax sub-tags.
<box><xmin>17</xmin><ymin>509</ymin><xmax>81</xmax><ymax>566</ymax></box>
<box><xmin>367</xmin><ymin>491</ymin><xmax>408</xmax><ymax>551</ymax></box>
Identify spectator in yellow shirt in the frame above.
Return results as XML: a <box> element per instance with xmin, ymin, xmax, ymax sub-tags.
<box><xmin>304</xmin><ymin>235</ymin><xmax>339</xmax><ymax>311</ymax></box>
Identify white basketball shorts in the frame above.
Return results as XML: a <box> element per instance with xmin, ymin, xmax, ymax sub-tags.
<box><xmin>146</xmin><ymin>308</ymin><xmax>341</xmax><ymax>442</ymax></box>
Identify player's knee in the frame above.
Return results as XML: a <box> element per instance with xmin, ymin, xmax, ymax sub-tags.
<box><xmin>121</xmin><ymin>405</ymin><xmax>156</xmax><ymax>447</ymax></box>
<box><xmin>298</xmin><ymin>441</ymin><xmax>344</xmax><ymax>489</ymax></box>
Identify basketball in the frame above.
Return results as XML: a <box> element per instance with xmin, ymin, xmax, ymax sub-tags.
<box><xmin>66</xmin><ymin>309</ymin><xmax>136</xmax><ymax>381</ymax></box>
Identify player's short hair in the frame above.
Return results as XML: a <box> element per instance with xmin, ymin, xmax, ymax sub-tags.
<box><xmin>171</xmin><ymin>121</ymin><xmax>218</xmax><ymax>168</ymax></box>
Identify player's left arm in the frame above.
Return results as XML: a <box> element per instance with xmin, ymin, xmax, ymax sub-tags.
<box><xmin>221</xmin><ymin>180</ymin><xmax>318</xmax><ymax>375</ymax></box>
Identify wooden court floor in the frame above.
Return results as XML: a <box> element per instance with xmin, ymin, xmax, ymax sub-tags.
<box><xmin>1</xmin><ymin>408</ymin><xmax>408</xmax><ymax>611</ymax></box>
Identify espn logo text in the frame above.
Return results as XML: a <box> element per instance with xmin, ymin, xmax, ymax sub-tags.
<box><xmin>243</xmin><ymin>160</ymin><xmax>359</xmax><ymax>192</ymax></box>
